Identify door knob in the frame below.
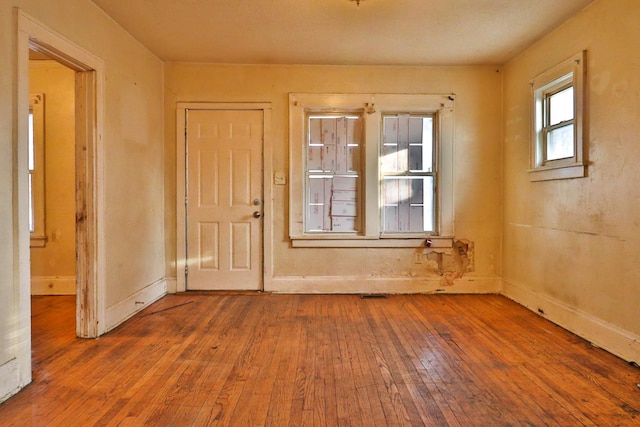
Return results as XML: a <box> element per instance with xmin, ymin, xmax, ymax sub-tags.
<box><xmin>253</xmin><ymin>211</ymin><xmax>262</xmax><ymax>218</ymax></box>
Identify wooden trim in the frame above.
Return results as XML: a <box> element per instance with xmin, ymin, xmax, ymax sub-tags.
<box><xmin>17</xmin><ymin>10</ymin><xmax>107</xmax><ymax>344</ymax></box>
<box><xmin>176</xmin><ymin>106</ymin><xmax>187</xmax><ymax>292</ymax></box>
<box><xmin>502</xmin><ymin>278</ymin><xmax>640</xmax><ymax>364</ymax></box>
<box><xmin>31</xmin><ymin>276</ymin><xmax>76</xmax><ymax>295</ymax></box>
<box><xmin>74</xmin><ymin>69</ymin><xmax>100</xmax><ymax>338</ymax></box>
<box><xmin>104</xmin><ymin>278</ymin><xmax>167</xmax><ymax>332</ymax></box>
<box><xmin>266</xmin><ymin>275</ymin><xmax>501</xmax><ymax>294</ymax></box>
<box><xmin>291</xmin><ymin>237</ymin><xmax>453</xmax><ymax>248</ymax></box>
<box><xmin>0</xmin><ymin>359</ymin><xmax>19</xmax><ymax>403</ymax></box>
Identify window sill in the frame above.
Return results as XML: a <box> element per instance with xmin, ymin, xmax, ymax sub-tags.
<box><xmin>528</xmin><ymin>163</ymin><xmax>586</xmax><ymax>182</ymax></box>
<box><xmin>290</xmin><ymin>236</ymin><xmax>453</xmax><ymax>248</ymax></box>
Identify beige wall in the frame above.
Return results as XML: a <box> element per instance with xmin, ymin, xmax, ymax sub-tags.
<box><xmin>1</xmin><ymin>0</ymin><xmax>164</xmax><ymax>400</ymax></box>
<box><xmin>165</xmin><ymin>64</ymin><xmax>503</xmax><ymax>292</ymax></box>
<box><xmin>502</xmin><ymin>0</ymin><xmax>640</xmax><ymax>360</ymax></box>
<box><xmin>29</xmin><ymin>60</ymin><xmax>76</xmax><ymax>293</ymax></box>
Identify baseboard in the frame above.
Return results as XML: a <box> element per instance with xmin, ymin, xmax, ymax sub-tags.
<box><xmin>266</xmin><ymin>275</ymin><xmax>502</xmax><ymax>294</ymax></box>
<box><xmin>105</xmin><ymin>277</ymin><xmax>167</xmax><ymax>332</ymax></box>
<box><xmin>165</xmin><ymin>276</ymin><xmax>177</xmax><ymax>294</ymax></box>
<box><xmin>0</xmin><ymin>358</ymin><xmax>19</xmax><ymax>404</ymax></box>
<box><xmin>502</xmin><ymin>279</ymin><xmax>640</xmax><ymax>364</ymax></box>
<box><xmin>31</xmin><ymin>276</ymin><xmax>76</xmax><ymax>295</ymax></box>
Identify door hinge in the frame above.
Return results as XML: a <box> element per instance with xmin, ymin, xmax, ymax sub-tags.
<box><xmin>185</xmin><ymin>265</ymin><xmax>188</xmax><ymax>276</ymax></box>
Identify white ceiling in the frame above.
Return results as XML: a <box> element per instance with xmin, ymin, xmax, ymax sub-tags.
<box><xmin>90</xmin><ymin>0</ymin><xmax>594</xmax><ymax>66</ymax></box>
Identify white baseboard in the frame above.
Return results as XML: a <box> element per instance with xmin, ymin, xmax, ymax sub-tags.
<box><xmin>0</xmin><ymin>358</ymin><xmax>19</xmax><ymax>404</ymax></box>
<box><xmin>502</xmin><ymin>279</ymin><xmax>640</xmax><ymax>364</ymax></box>
<box><xmin>266</xmin><ymin>275</ymin><xmax>502</xmax><ymax>294</ymax></box>
<box><xmin>105</xmin><ymin>278</ymin><xmax>167</xmax><ymax>332</ymax></box>
<box><xmin>165</xmin><ymin>276</ymin><xmax>177</xmax><ymax>294</ymax></box>
<box><xmin>31</xmin><ymin>276</ymin><xmax>76</xmax><ymax>295</ymax></box>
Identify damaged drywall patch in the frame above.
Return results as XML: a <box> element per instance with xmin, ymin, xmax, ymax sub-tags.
<box><xmin>427</xmin><ymin>239</ymin><xmax>475</xmax><ymax>286</ymax></box>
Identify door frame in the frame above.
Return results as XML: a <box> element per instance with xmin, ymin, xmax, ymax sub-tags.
<box><xmin>176</xmin><ymin>103</ymin><xmax>273</xmax><ymax>292</ymax></box>
<box><xmin>16</xmin><ymin>10</ymin><xmax>106</xmax><ymax>343</ymax></box>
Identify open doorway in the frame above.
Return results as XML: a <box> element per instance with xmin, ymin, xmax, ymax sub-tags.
<box><xmin>28</xmin><ymin>48</ymin><xmax>77</xmax><ymax>339</ymax></box>
<box><xmin>28</xmin><ymin>49</ymin><xmax>77</xmax><ymax>297</ymax></box>
<box><xmin>17</xmin><ymin>11</ymin><xmax>106</xmax><ymax>349</ymax></box>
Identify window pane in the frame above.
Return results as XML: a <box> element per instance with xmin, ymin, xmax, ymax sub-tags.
<box><xmin>307</xmin><ymin>174</ymin><xmax>360</xmax><ymax>232</ymax></box>
<box><xmin>548</xmin><ymin>86</ymin><xmax>574</xmax><ymax>126</ymax></box>
<box><xmin>384</xmin><ymin>115</ymin><xmax>433</xmax><ymax>173</ymax></box>
<box><xmin>382</xmin><ymin>177</ymin><xmax>434</xmax><ymax>233</ymax></box>
<box><xmin>382</xmin><ymin>116</ymin><xmax>400</xmax><ymax>172</ymax></box>
<box><xmin>381</xmin><ymin>143</ymin><xmax>398</xmax><ymax>172</ymax></box>
<box><xmin>409</xmin><ymin>117</ymin><xmax>433</xmax><ymax>172</ymax></box>
<box><xmin>29</xmin><ymin>173</ymin><xmax>34</xmax><ymax>233</ymax></box>
<box><xmin>547</xmin><ymin>124</ymin><xmax>574</xmax><ymax>161</ymax></box>
<box><xmin>308</xmin><ymin>116</ymin><xmax>362</xmax><ymax>174</ymax></box>
<box><xmin>306</xmin><ymin>176</ymin><xmax>332</xmax><ymax>231</ymax></box>
<box><xmin>28</xmin><ymin>112</ymin><xmax>35</xmax><ymax>171</ymax></box>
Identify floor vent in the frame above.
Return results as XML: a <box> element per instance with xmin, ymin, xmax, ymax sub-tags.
<box><xmin>360</xmin><ymin>294</ymin><xmax>387</xmax><ymax>299</ymax></box>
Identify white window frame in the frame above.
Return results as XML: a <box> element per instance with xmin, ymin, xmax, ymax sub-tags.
<box><xmin>380</xmin><ymin>113</ymin><xmax>437</xmax><ymax>236</ymax></box>
<box><xmin>29</xmin><ymin>93</ymin><xmax>47</xmax><ymax>247</ymax></box>
<box><xmin>530</xmin><ymin>51</ymin><xmax>586</xmax><ymax>181</ymax></box>
<box><xmin>289</xmin><ymin>93</ymin><xmax>455</xmax><ymax>248</ymax></box>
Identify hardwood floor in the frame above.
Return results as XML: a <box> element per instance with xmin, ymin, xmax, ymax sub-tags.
<box><xmin>1</xmin><ymin>293</ymin><xmax>638</xmax><ymax>426</ymax></box>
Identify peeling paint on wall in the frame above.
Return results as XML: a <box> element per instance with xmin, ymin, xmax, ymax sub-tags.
<box><xmin>427</xmin><ymin>239</ymin><xmax>475</xmax><ymax>286</ymax></box>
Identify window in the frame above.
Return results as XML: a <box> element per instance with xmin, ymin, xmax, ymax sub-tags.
<box><xmin>290</xmin><ymin>93</ymin><xmax>454</xmax><ymax>247</ymax></box>
<box><xmin>530</xmin><ymin>51</ymin><xmax>586</xmax><ymax>181</ymax></box>
<box><xmin>305</xmin><ymin>113</ymin><xmax>362</xmax><ymax>233</ymax></box>
<box><xmin>381</xmin><ymin>114</ymin><xmax>435</xmax><ymax>234</ymax></box>
<box><xmin>29</xmin><ymin>93</ymin><xmax>47</xmax><ymax>247</ymax></box>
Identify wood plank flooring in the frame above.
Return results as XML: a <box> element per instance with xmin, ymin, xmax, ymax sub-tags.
<box><xmin>1</xmin><ymin>293</ymin><xmax>639</xmax><ymax>426</ymax></box>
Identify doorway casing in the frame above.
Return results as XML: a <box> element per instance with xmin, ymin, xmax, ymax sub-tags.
<box><xmin>15</xmin><ymin>10</ymin><xmax>106</xmax><ymax>392</ymax></box>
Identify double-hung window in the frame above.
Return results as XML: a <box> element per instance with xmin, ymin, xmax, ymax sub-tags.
<box><xmin>290</xmin><ymin>93</ymin><xmax>454</xmax><ymax>247</ymax></box>
<box><xmin>381</xmin><ymin>114</ymin><xmax>435</xmax><ymax>234</ymax></box>
<box><xmin>305</xmin><ymin>113</ymin><xmax>363</xmax><ymax>233</ymax></box>
<box><xmin>530</xmin><ymin>51</ymin><xmax>586</xmax><ymax>181</ymax></box>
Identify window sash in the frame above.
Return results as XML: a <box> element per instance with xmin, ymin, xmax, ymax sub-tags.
<box><xmin>380</xmin><ymin>113</ymin><xmax>436</xmax><ymax>234</ymax></box>
<box><xmin>304</xmin><ymin>113</ymin><xmax>363</xmax><ymax>233</ymax></box>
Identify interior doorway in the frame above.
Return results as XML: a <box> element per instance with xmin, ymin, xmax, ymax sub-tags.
<box><xmin>28</xmin><ymin>49</ymin><xmax>77</xmax><ymax>299</ymax></box>
<box><xmin>17</xmin><ymin>11</ymin><xmax>106</xmax><ymax>347</ymax></box>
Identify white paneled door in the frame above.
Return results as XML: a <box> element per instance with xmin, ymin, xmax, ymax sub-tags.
<box><xmin>185</xmin><ymin>109</ymin><xmax>263</xmax><ymax>290</ymax></box>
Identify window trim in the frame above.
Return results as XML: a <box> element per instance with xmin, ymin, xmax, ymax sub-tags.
<box><xmin>529</xmin><ymin>51</ymin><xmax>586</xmax><ymax>182</ymax></box>
<box><xmin>289</xmin><ymin>93</ymin><xmax>455</xmax><ymax>247</ymax></box>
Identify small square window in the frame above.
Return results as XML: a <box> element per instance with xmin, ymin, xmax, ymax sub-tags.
<box><xmin>530</xmin><ymin>51</ymin><xmax>586</xmax><ymax>181</ymax></box>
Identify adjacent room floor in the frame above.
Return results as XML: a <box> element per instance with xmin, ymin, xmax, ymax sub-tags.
<box><xmin>1</xmin><ymin>293</ymin><xmax>639</xmax><ymax>425</ymax></box>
